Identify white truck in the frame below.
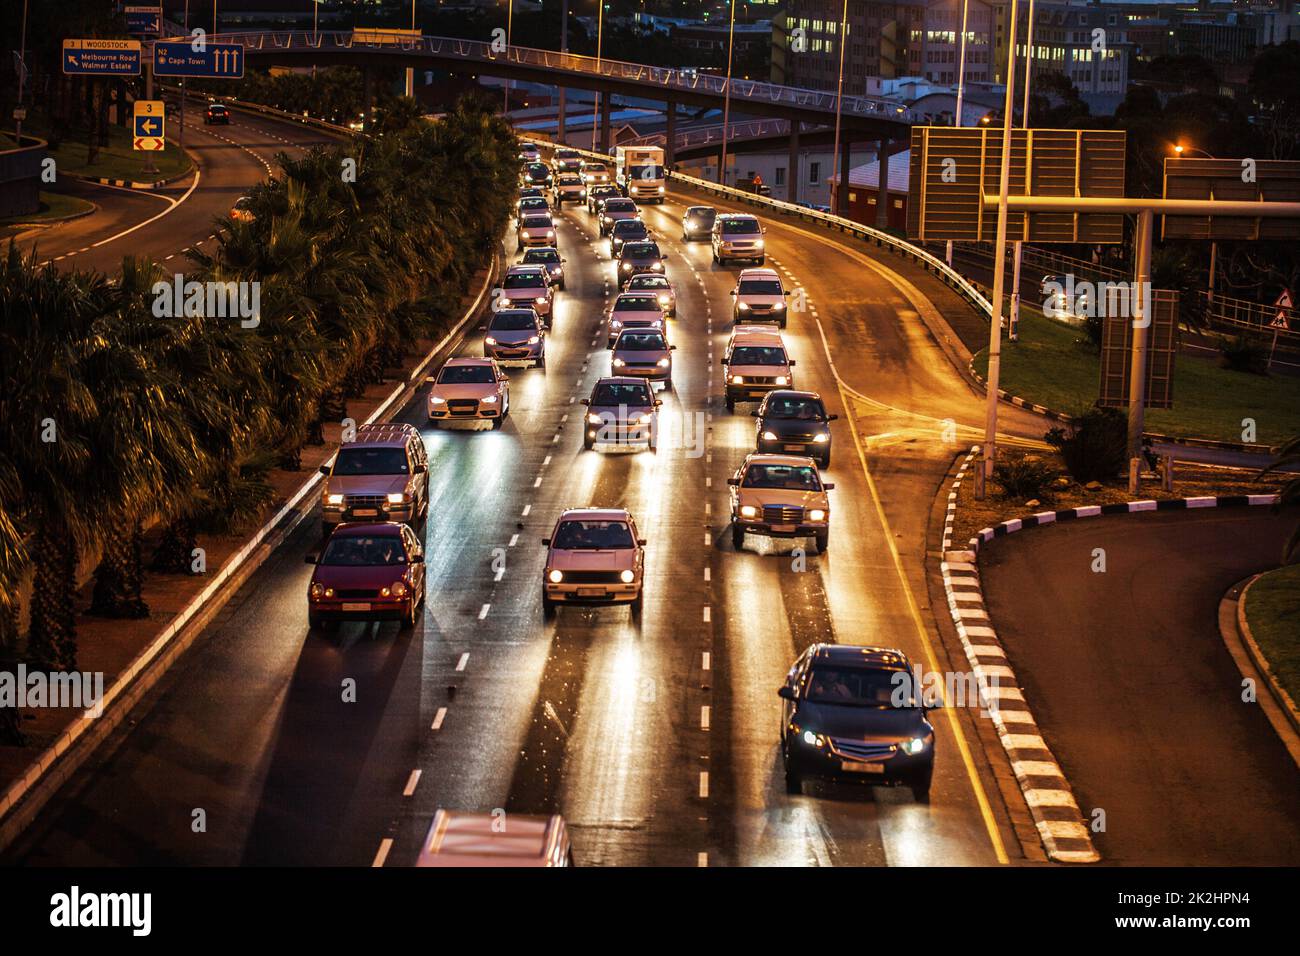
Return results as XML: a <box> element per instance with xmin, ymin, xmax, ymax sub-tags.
<box><xmin>615</xmin><ymin>145</ymin><xmax>666</xmax><ymax>204</ymax></box>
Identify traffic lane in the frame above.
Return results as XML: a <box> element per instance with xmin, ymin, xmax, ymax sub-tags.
<box><xmin>11</xmin><ymin>179</ymin><xmax>177</xmax><ymax>265</ymax></box>
<box><xmin>636</xmin><ymin>199</ymin><xmax>1011</xmax><ymax>864</ymax></box>
<box><xmin>979</xmin><ymin>509</ymin><xmax>1300</xmax><ymax>865</ymax></box>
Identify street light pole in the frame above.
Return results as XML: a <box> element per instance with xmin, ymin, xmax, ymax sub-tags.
<box><xmin>505</xmin><ymin>0</ymin><xmax>514</xmax><ymax>112</ymax></box>
<box><xmin>718</xmin><ymin>0</ymin><xmax>738</xmax><ymax>185</ymax></box>
<box><xmin>558</xmin><ymin>0</ymin><xmax>569</xmax><ymax>144</ymax></box>
<box><xmin>946</xmin><ymin>0</ymin><xmax>971</xmax><ymax>268</ymax></box>
<box><xmin>1175</xmin><ymin>144</ymin><xmax>1219</xmax><ymax>305</ymax></box>
<box><xmin>828</xmin><ymin>0</ymin><xmax>849</xmax><ymax>211</ymax></box>
<box><xmin>590</xmin><ymin>0</ymin><xmax>605</xmax><ymax>152</ymax></box>
<box><xmin>14</xmin><ymin>0</ymin><xmax>29</xmax><ymax>142</ymax></box>
<box><xmin>1008</xmin><ymin>0</ymin><xmax>1034</xmax><ymax>342</ymax></box>
<box><xmin>976</xmin><ymin>0</ymin><xmax>1020</xmax><ymax>498</ymax></box>
<box><xmin>312</xmin><ymin>0</ymin><xmax>320</xmax><ymax>80</ymax></box>
<box><xmin>406</xmin><ymin>0</ymin><xmax>416</xmax><ymax>98</ymax></box>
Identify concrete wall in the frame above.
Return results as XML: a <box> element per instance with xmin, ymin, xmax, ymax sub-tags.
<box><xmin>0</xmin><ymin>137</ymin><xmax>47</xmax><ymax>219</ymax></box>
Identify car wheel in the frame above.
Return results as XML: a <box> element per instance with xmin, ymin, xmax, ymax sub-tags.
<box><xmin>491</xmin><ymin>413</ymin><xmax>505</xmax><ymax>430</ymax></box>
<box><xmin>400</xmin><ymin>600</ymin><xmax>417</xmax><ymax>630</ymax></box>
<box><xmin>631</xmin><ymin>590</ymin><xmax>643</xmax><ymax>619</ymax></box>
<box><xmin>543</xmin><ymin>594</ymin><xmax>557</xmax><ymax>619</ymax></box>
<box><xmin>911</xmin><ymin>774</ymin><xmax>932</xmax><ymax>803</ymax></box>
<box><xmin>779</xmin><ymin>317</ymin><xmax>787</xmax><ymax>329</ymax></box>
<box><xmin>820</xmin><ymin>450</ymin><xmax>831</xmax><ymax>469</ymax></box>
<box><xmin>815</xmin><ymin>530</ymin><xmax>829</xmax><ymax>554</ymax></box>
<box><xmin>784</xmin><ymin>763</ymin><xmax>802</xmax><ymax>795</ymax></box>
<box><xmin>308</xmin><ymin>612</ymin><xmax>322</xmax><ymax>631</ymax></box>
<box><xmin>535</xmin><ymin>353</ymin><xmax>545</xmax><ymax>369</ymax></box>
<box><xmin>725</xmin><ymin>397</ymin><xmax>735</xmax><ymax>412</ymax></box>
<box><xmin>712</xmin><ymin>249</ymin><xmax>718</xmax><ymax>263</ymax></box>
<box><xmin>756</xmin><ymin>257</ymin><xmax>766</xmax><ymax>266</ymax></box>
<box><xmin>663</xmin><ymin>378</ymin><xmax>672</xmax><ymax>392</ymax></box>
<box><xmin>731</xmin><ymin>523</ymin><xmax>745</xmax><ymax>551</ymax></box>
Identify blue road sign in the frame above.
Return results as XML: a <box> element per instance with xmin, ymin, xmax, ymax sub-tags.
<box><xmin>135</xmin><ymin>115</ymin><xmax>163</xmax><ymax>139</ymax></box>
<box><xmin>62</xmin><ymin>39</ymin><xmax>142</xmax><ymax>76</ymax></box>
<box><xmin>125</xmin><ymin>6</ymin><xmax>162</xmax><ymax>34</ymax></box>
<box><xmin>153</xmin><ymin>41</ymin><xmax>245</xmax><ymax>79</ymax></box>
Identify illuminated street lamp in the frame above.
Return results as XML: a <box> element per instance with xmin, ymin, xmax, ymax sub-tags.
<box><xmin>591</xmin><ymin>0</ymin><xmax>605</xmax><ymax>152</ymax></box>
<box><xmin>1173</xmin><ymin>143</ymin><xmax>1219</xmax><ymax>303</ymax></box>
<box><xmin>1008</xmin><ymin>0</ymin><xmax>1035</xmax><ymax>342</ymax></box>
<box><xmin>946</xmin><ymin>0</ymin><xmax>971</xmax><ymax>268</ymax></box>
<box><xmin>718</xmin><ymin>0</ymin><xmax>738</xmax><ymax>185</ymax></box>
<box><xmin>828</xmin><ymin>0</ymin><xmax>849</xmax><ymax>214</ymax></box>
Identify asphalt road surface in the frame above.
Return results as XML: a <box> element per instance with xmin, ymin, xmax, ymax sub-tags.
<box><xmin>978</xmin><ymin>508</ymin><xmax>1300</xmax><ymax>865</ymax></box>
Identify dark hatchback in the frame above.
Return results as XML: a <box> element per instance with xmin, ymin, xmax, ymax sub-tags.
<box><xmin>205</xmin><ymin>103</ymin><xmax>230</xmax><ymax>124</ymax></box>
<box><xmin>682</xmin><ymin>205</ymin><xmax>716</xmax><ymax>241</ymax></box>
<box><xmin>616</xmin><ymin>240</ymin><xmax>667</xmax><ymax>280</ymax></box>
<box><xmin>779</xmin><ymin>644</ymin><xmax>936</xmax><ymax>800</ymax></box>
<box><xmin>753</xmin><ymin>389</ymin><xmax>837</xmax><ymax>467</ymax></box>
<box><xmin>306</xmin><ymin>522</ymin><xmax>425</xmax><ymax>630</ymax></box>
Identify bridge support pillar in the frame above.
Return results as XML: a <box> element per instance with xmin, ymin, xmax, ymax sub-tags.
<box><xmin>599</xmin><ymin>94</ymin><xmax>611</xmax><ymax>153</ymax></box>
<box><xmin>787</xmin><ymin>122</ymin><xmax>800</xmax><ymax>204</ymax></box>
<box><xmin>876</xmin><ymin>138</ymin><xmax>890</xmax><ymax>230</ymax></box>
<box><xmin>664</xmin><ymin>99</ymin><xmax>676</xmax><ymax>168</ymax></box>
<box><xmin>362</xmin><ymin>68</ymin><xmax>374</xmax><ymax>119</ymax></box>
<box><xmin>837</xmin><ymin>135</ymin><xmax>851</xmax><ymax>216</ymax></box>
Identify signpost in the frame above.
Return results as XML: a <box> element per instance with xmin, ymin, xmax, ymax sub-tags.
<box><xmin>1098</xmin><ymin>290</ymin><xmax>1179</xmax><ymax>410</ymax></box>
<box><xmin>153</xmin><ymin>41</ymin><xmax>245</xmax><ymax>78</ymax></box>
<box><xmin>62</xmin><ymin>38</ymin><xmax>142</xmax><ymax>76</ymax></box>
<box><xmin>1162</xmin><ymin>158</ymin><xmax>1300</xmax><ymax>240</ymax></box>
<box><xmin>125</xmin><ymin>5</ymin><xmax>163</xmax><ymax>35</ymax></box>
<box><xmin>1268</xmin><ymin>289</ymin><xmax>1294</xmax><ymax>369</ymax></box>
<box><xmin>133</xmin><ymin>99</ymin><xmax>165</xmax><ymax>152</ymax></box>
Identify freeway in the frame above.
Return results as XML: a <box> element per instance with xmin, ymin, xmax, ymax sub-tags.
<box><xmin>6</xmin><ymin>170</ymin><xmax>1075</xmax><ymax>867</ymax></box>
<box><xmin>16</xmin><ymin>106</ymin><xmax>338</xmax><ymax>276</ymax></box>
<box><xmin>978</xmin><ymin>509</ymin><xmax>1300</xmax><ymax>865</ymax></box>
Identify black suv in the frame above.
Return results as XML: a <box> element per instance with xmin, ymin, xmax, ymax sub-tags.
<box><xmin>778</xmin><ymin>644</ymin><xmax>936</xmax><ymax>800</ymax></box>
<box><xmin>753</xmin><ymin>389</ymin><xmax>837</xmax><ymax>467</ymax></box>
<box><xmin>681</xmin><ymin>205</ymin><xmax>716</xmax><ymax>241</ymax></box>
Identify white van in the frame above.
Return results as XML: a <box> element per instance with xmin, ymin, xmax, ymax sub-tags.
<box><xmin>416</xmin><ymin>810</ymin><xmax>574</xmax><ymax>867</ymax></box>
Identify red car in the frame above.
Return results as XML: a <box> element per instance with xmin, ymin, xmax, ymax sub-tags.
<box><xmin>306</xmin><ymin>522</ymin><xmax>425</xmax><ymax>630</ymax></box>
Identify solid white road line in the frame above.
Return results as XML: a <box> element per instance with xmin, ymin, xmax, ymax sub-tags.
<box><xmin>431</xmin><ymin>707</ymin><xmax>447</xmax><ymax>731</ymax></box>
<box><xmin>372</xmin><ymin>838</ymin><xmax>393</xmax><ymax>867</ymax></box>
<box><xmin>456</xmin><ymin>653</ymin><xmax>470</xmax><ymax>672</ymax></box>
<box><xmin>403</xmin><ymin>769</ymin><xmax>421</xmax><ymax>796</ymax></box>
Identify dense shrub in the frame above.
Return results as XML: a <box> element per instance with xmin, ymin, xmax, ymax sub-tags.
<box><xmin>1218</xmin><ymin>334</ymin><xmax>1269</xmax><ymax>375</ymax></box>
<box><xmin>1045</xmin><ymin>406</ymin><xmax>1128</xmax><ymax>484</ymax></box>
<box><xmin>993</xmin><ymin>454</ymin><xmax>1058</xmax><ymax>500</ymax></box>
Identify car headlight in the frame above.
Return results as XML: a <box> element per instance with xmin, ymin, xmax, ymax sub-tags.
<box><xmin>528</xmin><ymin>335</ymin><xmax>540</xmax><ymax>345</ymax></box>
<box><xmin>619</xmin><ymin>569</ymin><xmax>635</xmax><ymax>584</ymax></box>
<box><xmin>536</xmin><ymin>296</ymin><xmax>548</xmax><ymax>304</ymax></box>
<box><xmin>386</xmin><ymin>493</ymin><xmax>407</xmax><ymax>504</ymax></box>
<box><xmin>738</xmin><ymin>302</ymin><xmax>750</xmax><ymax>310</ymax></box>
<box><xmin>808</xmin><ymin>509</ymin><xmax>827</xmax><ymax>522</ymax></box>
<box><xmin>802</xmin><ymin>730</ymin><xmax>825</xmax><ymax>747</ymax></box>
<box><xmin>326</xmin><ymin>493</ymin><xmax>344</xmax><ymax>505</ymax></box>
<box><xmin>651</xmin><ymin>319</ymin><xmax>662</xmax><ymax>328</ymax></box>
<box><xmin>612</xmin><ymin>358</ymin><xmax>626</xmax><ymax>367</ymax></box>
<box><xmin>485</xmin><ymin>336</ymin><xmax>497</xmax><ymax>346</ymax></box>
<box><xmin>621</xmin><ymin>263</ymin><xmax>633</xmax><ymax>271</ymax></box>
<box><xmin>657</xmin><ymin>357</ymin><xmax>670</xmax><ymax>368</ymax></box>
<box><xmin>774</xmin><ymin>376</ymin><xmax>789</xmax><ymax>386</ymax></box>
<box><xmin>657</xmin><ymin>185</ymin><xmax>665</xmax><ymax>193</ymax></box>
<box><xmin>391</xmin><ymin>580</ymin><xmax>409</xmax><ymax>597</ymax></box>
<box><xmin>310</xmin><ymin>583</ymin><xmax>325</xmax><ymax>598</ymax></box>
<box><xmin>902</xmin><ymin>736</ymin><xmax>928</xmax><ymax>755</ymax></box>
<box><xmin>731</xmin><ymin>374</ymin><xmax>744</xmax><ymax>384</ymax></box>
<box><xmin>521</xmin><ymin>231</ymin><xmax>530</xmax><ymax>239</ymax></box>
<box><xmin>813</xmin><ymin>433</ymin><xmax>828</xmax><ymax>443</ymax></box>
<box><xmin>481</xmin><ymin>395</ymin><xmax>498</xmax><ymax>404</ymax></box>
<box><xmin>658</xmin><ymin>295</ymin><xmax>670</xmax><ymax>305</ymax></box>
<box><xmin>652</xmin><ymin>262</ymin><xmax>663</xmax><ymax>271</ymax></box>
<box><xmin>774</xmin><ymin>302</ymin><xmax>787</xmax><ymax>311</ymax></box>
<box><xmin>587</xmin><ymin>413</ymin><xmax>603</xmax><ymax>425</ymax></box>
<box><xmin>546</xmin><ymin>230</ymin><xmax>554</xmax><ymax>238</ymax></box>
<box><xmin>739</xmin><ymin>505</ymin><xmax>758</xmax><ymax>518</ymax></box>
<box><xmin>636</xmin><ymin>413</ymin><xmax>653</xmax><ymax>425</ymax></box>
<box><xmin>548</xmin><ymin>569</ymin><xmax>563</xmax><ymax>584</ymax></box>
<box><xmin>762</xmin><ymin>430</ymin><xmax>778</xmax><ymax>441</ymax></box>
<box><xmin>429</xmin><ymin>395</ymin><xmax>446</xmax><ymax>405</ymax></box>
<box><xmin>756</xmin><ymin>239</ymin><xmax>765</xmax><ymax>248</ymax></box>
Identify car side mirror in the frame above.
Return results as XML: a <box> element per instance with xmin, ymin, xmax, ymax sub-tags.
<box><xmin>726</xmin><ymin>477</ymin><xmax>740</xmax><ymax>486</ymax></box>
<box><xmin>562</xmin><ymin>258</ymin><xmax>568</xmax><ymax>262</ymax></box>
<box><xmin>541</xmin><ymin>538</ymin><xmax>551</xmax><ymax>546</ymax></box>
<box><xmin>788</xmin><ymin>360</ymin><xmax>797</xmax><ymax>367</ymax></box>
<box><xmin>638</xmin><ymin>538</ymin><xmax>648</xmax><ymax>546</ymax></box>
<box><xmin>411</xmin><ymin>551</ymin><xmax>425</xmax><ymax>563</ymax></box>
<box><xmin>777</xmin><ymin>686</ymin><xmax>795</xmax><ymax>700</ymax></box>
<box><xmin>318</xmin><ymin>464</ymin><xmax>331</xmax><ymax>476</ymax></box>
<box><xmin>750</xmin><ymin>410</ymin><xmax>760</xmax><ymax>417</ymax></box>
<box><xmin>655</xmin><ymin>399</ymin><xmax>663</xmax><ymax>407</ymax></box>
<box><xmin>823</xmin><ymin>482</ymin><xmax>835</xmax><ymax>489</ymax></box>
<box><xmin>580</xmin><ymin>398</ymin><xmax>590</xmax><ymax>405</ymax></box>
<box><xmin>783</xmin><ymin>290</ymin><xmax>791</xmax><ymax>296</ymax></box>
<box><xmin>828</xmin><ymin>413</ymin><xmax>839</xmax><ymax>421</ymax></box>
<box><xmin>670</xmin><ymin>345</ymin><xmax>677</xmax><ymax>350</ymax></box>
<box><xmin>304</xmin><ymin>554</ymin><xmax>318</xmax><ymax>564</ymax></box>
<box><xmin>729</xmin><ymin>289</ymin><xmax>737</xmax><ymax>296</ymax></box>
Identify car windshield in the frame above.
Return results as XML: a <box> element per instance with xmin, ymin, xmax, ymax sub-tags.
<box><xmin>604</xmin><ymin>200</ymin><xmax>635</xmax><ymax>213</ymax></box>
<box><xmin>622</xmin><ymin>242</ymin><xmax>659</xmax><ymax>258</ymax></box>
<box><xmin>743</xmin><ymin>463</ymin><xmax>820</xmax><ymax>490</ymax></box>
<box><xmin>490</xmin><ymin>311</ymin><xmax>538</xmax><ymax>331</ymax></box>
<box><xmin>614</xmin><ymin>296</ymin><xmax>659</xmax><ymax>313</ymax></box>
<box><xmin>553</xmin><ymin>520</ymin><xmax>634</xmax><ymax>550</ymax></box>
<box><xmin>333</xmin><ymin>447</ymin><xmax>409</xmax><ymax>476</ymax></box>
<box><xmin>521</xmin><ymin>217</ymin><xmax>551</xmax><ymax>229</ymax></box>
<box><xmin>730</xmin><ymin>346</ymin><xmax>787</xmax><ymax>365</ymax></box>
<box><xmin>520</xmin><ymin>198</ymin><xmax>547</xmax><ymax>210</ymax></box>
<box><xmin>320</xmin><ymin>534</ymin><xmax>408</xmax><ymax>567</ymax></box>
<box><xmin>613</xmin><ymin>221</ymin><xmax>646</xmax><ymax>235</ymax></box>
<box><xmin>617</xmin><ymin>332</ymin><xmax>667</xmax><ymax>351</ymax></box>
<box><xmin>629</xmin><ymin>164</ymin><xmax>664</xmax><ymax>179</ymax></box>
<box><xmin>438</xmin><ymin>365</ymin><xmax>497</xmax><ymax>384</ymax></box>
<box><xmin>523</xmin><ymin>249</ymin><xmax>560</xmax><ymax>263</ymax></box>
<box><xmin>764</xmin><ymin>396</ymin><xmax>826</xmax><ymax>420</ymax></box>
<box><xmin>504</xmin><ymin>274</ymin><xmax>545</xmax><ymax>289</ymax></box>
<box><xmin>527</xmin><ymin>163</ymin><xmax>548</xmax><ymax>174</ymax></box>
<box><xmin>586</xmin><ymin>164</ymin><xmax>608</xmax><ymax>172</ymax></box>
<box><xmin>739</xmin><ymin>279</ymin><xmax>783</xmax><ymax>295</ymax></box>
<box><xmin>592</xmin><ymin>383</ymin><xmax>653</xmax><ymax>406</ymax></box>
<box><xmin>721</xmin><ymin>218</ymin><xmax>760</xmax><ymax>235</ymax></box>
<box><xmin>559</xmin><ymin>176</ymin><xmax>581</xmax><ymax>185</ymax></box>
<box><xmin>628</xmin><ymin>276</ymin><xmax>668</xmax><ymax>290</ymax></box>
<box><xmin>805</xmin><ymin>667</ymin><xmax>912</xmax><ymax>707</ymax></box>
<box><xmin>592</xmin><ymin>187</ymin><xmax>616</xmax><ymax>197</ymax></box>
<box><xmin>688</xmin><ymin>208</ymin><xmax>716</xmax><ymax>222</ymax></box>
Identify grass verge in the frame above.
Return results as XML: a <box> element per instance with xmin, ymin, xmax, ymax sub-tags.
<box><xmin>4</xmin><ymin>115</ymin><xmax>192</xmax><ymax>184</ymax></box>
<box><xmin>971</xmin><ymin>306</ymin><xmax>1300</xmax><ymax>446</ymax></box>
<box><xmin>1243</xmin><ymin>563</ymin><xmax>1300</xmax><ymax>706</ymax></box>
<box><xmin>0</xmin><ymin>191</ymin><xmax>95</xmax><ymax>226</ymax></box>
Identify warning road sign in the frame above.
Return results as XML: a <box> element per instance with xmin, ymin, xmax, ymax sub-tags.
<box><xmin>1271</xmin><ymin>289</ymin><xmax>1293</xmax><ymax>330</ymax></box>
<box><xmin>133</xmin><ymin>99</ymin><xmax>165</xmax><ymax>151</ymax></box>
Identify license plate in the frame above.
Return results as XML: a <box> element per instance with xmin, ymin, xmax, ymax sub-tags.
<box><xmin>783</xmin><ymin>443</ymin><xmax>804</xmax><ymax>452</ymax></box>
<box><xmin>341</xmin><ymin>602</ymin><xmax>371</xmax><ymax>612</ymax></box>
<box><xmin>577</xmin><ymin>587</ymin><xmax>607</xmax><ymax>599</ymax></box>
<box><xmin>352</xmin><ymin>508</ymin><xmax>378</xmax><ymax>517</ymax></box>
<box><xmin>771</xmin><ymin>524</ymin><xmax>795</xmax><ymax>533</ymax></box>
<box><xmin>842</xmin><ymin>761</ymin><xmax>885</xmax><ymax>774</ymax></box>
<box><xmin>748</xmin><ymin>390</ymin><xmax>768</xmax><ymax>398</ymax></box>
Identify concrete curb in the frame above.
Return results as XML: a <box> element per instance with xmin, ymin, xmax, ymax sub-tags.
<box><xmin>940</xmin><ymin>447</ymin><xmax>1100</xmax><ymax>864</ymax></box>
<box><xmin>66</xmin><ymin>166</ymin><xmax>194</xmax><ymax>191</ymax></box>
<box><xmin>0</xmin><ymin>248</ymin><xmax>500</xmax><ymax>851</ymax></box>
<box><xmin>1235</xmin><ymin>575</ymin><xmax>1300</xmax><ymax>745</ymax></box>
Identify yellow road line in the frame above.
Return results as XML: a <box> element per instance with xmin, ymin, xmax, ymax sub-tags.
<box><xmin>817</xmin><ymin>318</ymin><xmax>1011</xmax><ymax>865</ymax></box>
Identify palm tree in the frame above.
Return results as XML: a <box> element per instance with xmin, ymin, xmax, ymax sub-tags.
<box><xmin>1261</xmin><ymin>434</ymin><xmax>1300</xmax><ymax>563</ymax></box>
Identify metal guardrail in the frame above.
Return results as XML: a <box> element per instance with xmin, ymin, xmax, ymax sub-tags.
<box><xmin>208</xmin><ymin>31</ymin><xmax>916</xmax><ymax>123</ymax></box>
<box><xmin>163</xmin><ymin>82</ymin><xmax>357</xmax><ymax>137</ymax></box>
<box><xmin>623</xmin><ymin>118</ymin><xmax>791</xmax><ymax>151</ymax></box>
<box><xmin>540</xmin><ymin>137</ymin><xmax>993</xmax><ymax>325</ymax></box>
<box><xmin>1199</xmin><ymin>290</ymin><xmax>1298</xmax><ymax>341</ymax></box>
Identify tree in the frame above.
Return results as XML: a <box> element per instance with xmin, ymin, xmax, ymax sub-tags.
<box><xmin>1261</xmin><ymin>435</ymin><xmax>1300</xmax><ymax>563</ymax></box>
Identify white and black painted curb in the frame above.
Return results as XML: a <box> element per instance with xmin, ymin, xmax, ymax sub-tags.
<box><xmin>68</xmin><ymin>168</ymin><xmax>193</xmax><ymax>191</ymax></box>
<box><xmin>941</xmin><ymin>448</ymin><xmax>1099</xmax><ymax>864</ymax></box>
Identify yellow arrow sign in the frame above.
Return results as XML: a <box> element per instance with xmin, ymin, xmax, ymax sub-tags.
<box><xmin>132</xmin><ymin>99</ymin><xmax>166</xmax><ymax>151</ymax></box>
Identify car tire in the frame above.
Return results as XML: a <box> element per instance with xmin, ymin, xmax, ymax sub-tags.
<box><xmin>784</xmin><ymin>763</ymin><xmax>802</xmax><ymax>795</ymax></box>
<box><xmin>815</xmin><ymin>530</ymin><xmax>829</xmax><ymax>554</ymax></box>
<box><xmin>491</xmin><ymin>413</ymin><xmax>505</xmax><ymax>430</ymax></box>
<box><xmin>756</xmin><ymin>256</ymin><xmax>766</xmax><ymax>266</ymax></box>
<box><xmin>543</xmin><ymin>594</ymin><xmax>557</xmax><ymax>619</ymax></box>
<box><xmin>308</xmin><ymin>612</ymin><xmax>323</xmax><ymax>631</ymax></box>
<box><xmin>731</xmin><ymin>523</ymin><xmax>745</xmax><ymax>551</ymax></box>
<box><xmin>631</xmin><ymin>590</ymin><xmax>643</xmax><ymax>619</ymax></box>
<box><xmin>663</xmin><ymin>378</ymin><xmax>672</xmax><ymax>392</ymax></box>
<box><xmin>725</xmin><ymin>397</ymin><xmax>735</xmax><ymax>412</ymax></box>
<box><xmin>779</xmin><ymin>317</ymin><xmax>787</xmax><ymax>328</ymax></box>
<box><xmin>911</xmin><ymin>774</ymin><xmax>932</xmax><ymax>803</ymax></box>
<box><xmin>820</xmin><ymin>450</ymin><xmax>831</xmax><ymax>469</ymax></box>
<box><xmin>400</xmin><ymin>600</ymin><xmax>417</xmax><ymax>631</ymax></box>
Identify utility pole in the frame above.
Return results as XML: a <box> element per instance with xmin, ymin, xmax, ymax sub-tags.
<box><xmin>976</xmin><ymin>0</ymin><xmax>1020</xmax><ymax>498</ymax></box>
<box><xmin>828</xmin><ymin>0</ymin><xmax>849</xmax><ymax>208</ymax></box>
<box><xmin>946</xmin><ymin>0</ymin><xmax>970</xmax><ymax>269</ymax></box>
<box><xmin>558</xmin><ymin>0</ymin><xmax>569</xmax><ymax>144</ymax></box>
<box><xmin>1127</xmin><ymin>209</ymin><xmax>1154</xmax><ymax>493</ymax></box>
<box><xmin>1008</xmin><ymin>0</ymin><xmax>1035</xmax><ymax>343</ymax></box>
<box><xmin>718</xmin><ymin>0</ymin><xmax>737</xmax><ymax>185</ymax></box>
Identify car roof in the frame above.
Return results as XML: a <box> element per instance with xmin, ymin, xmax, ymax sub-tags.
<box><xmin>349</xmin><ymin>422</ymin><xmax>419</xmax><ymax>447</ymax></box>
<box><xmin>614</xmin><ymin>327</ymin><xmax>666</xmax><ymax>344</ymax></box>
<box><xmin>616</xmin><ymin>292</ymin><xmax>660</xmax><ymax>304</ymax></box>
<box><xmin>763</xmin><ymin>388</ymin><xmax>822</xmax><ymax>402</ymax></box>
<box><xmin>743</xmin><ymin>452</ymin><xmax>819</xmax><ymax>468</ymax></box>
<box><xmin>805</xmin><ymin>643</ymin><xmax>911</xmax><ymax>670</ymax></box>
<box><xmin>329</xmin><ymin>521</ymin><xmax>407</xmax><ymax>537</ymax></box>
<box><xmin>729</xmin><ymin>326</ymin><xmax>786</xmax><ymax>346</ymax></box>
<box><xmin>739</xmin><ymin>267</ymin><xmax>781</xmax><ymax>281</ymax></box>
<box><xmin>418</xmin><ymin>810</ymin><xmax>567</xmax><ymax>868</ymax></box>
<box><xmin>444</xmin><ymin>356</ymin><xmax>495</xmax><ymax>368</ymax></box>
<box><xmin>505</xmin><ymin>265</ymin><xmax>548</xmax><ymax>278</ymax></box>
<box><xmin>628</xmin><ymin>272</ymin><xmax>669</xmax><ymax>283</ymax></box>
<box><xmin>593</xmin><ymin>375</ymin><xmax>653</xmax><ymax>389</ymax></box>
<box><xmin>558</xmin><ymin>508</ymin><xmax>632</xmax><ymax>521</ymax></box>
